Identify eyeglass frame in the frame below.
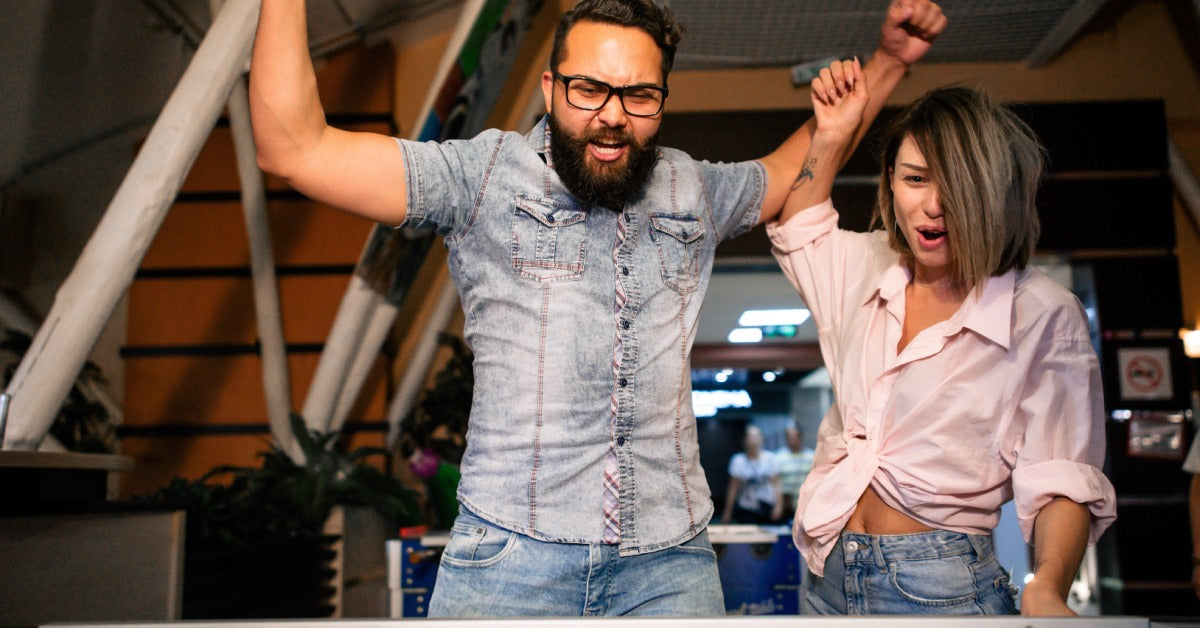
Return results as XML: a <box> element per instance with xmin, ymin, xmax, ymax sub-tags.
<box><xmin>551</xmin><ymin>71</ymin><xmax>669</xmax><ymax>117</ymax></box>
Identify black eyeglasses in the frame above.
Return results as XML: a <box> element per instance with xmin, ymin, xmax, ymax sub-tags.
<box><xmin>553</xmin><ymin>72</ymin><xmax>668</xmax><ymax>117</ymax></box>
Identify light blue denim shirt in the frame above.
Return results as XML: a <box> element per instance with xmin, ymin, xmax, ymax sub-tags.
<box><xmin>398</xmin><ymin>116</ymin><xmax>764</xmax><ymax>555</ymax></box>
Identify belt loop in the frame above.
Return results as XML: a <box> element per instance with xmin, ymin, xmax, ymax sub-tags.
<box><xmin>870</xmin><ymin>535</ymin><xmax>886</xmax><ymax>570</ymax></box>
<box><xmin>967</xmin><ymin>533</ymin><xmax>990</xmax><ymax>560</ymax></box>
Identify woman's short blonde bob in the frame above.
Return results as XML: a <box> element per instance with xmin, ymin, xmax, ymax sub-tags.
<box><xmin>874</xmin><ymin>86</ymin><xmax>1046</xmax><ymax>292</ymax></box>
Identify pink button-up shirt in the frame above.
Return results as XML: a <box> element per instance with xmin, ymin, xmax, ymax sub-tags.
<box><xmin>767</xmin><ymin>199</ymin><xmax>1116</xmax><ymax>577</ymax></box>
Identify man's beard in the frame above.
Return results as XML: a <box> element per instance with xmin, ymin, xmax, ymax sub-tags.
<box><xmin>549</xmin><ymin>113</ymin><xmax>659</xmax><ymax>211</ymax></box>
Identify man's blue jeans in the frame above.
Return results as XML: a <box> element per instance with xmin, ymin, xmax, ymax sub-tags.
<box><xmin>428</xmin><ymin>508</ymin><xmax>725</xmax><ymax>617</ymax></box>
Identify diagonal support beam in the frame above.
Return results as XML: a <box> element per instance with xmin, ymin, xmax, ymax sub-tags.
<box><xmin>1170</xmin><ymin>138</ymin><xmax>1200</xmax><ymax>240</ymax></box>
<box><xmin>1025</xmin><ymin>0</ymin><xmax>1108</xmax><ymax>68</ymax></box>
<box><xmin>1</xmin><ymin>0</ymin><xmax>261</xmax><ymax>450</ymax></box>
<box><xmin>1165</xmin><ymin>0</ymin><xmax>1200</xmax><ymax>80</ymax></box>
<box><xmin>209</xmin><ymin>0</ymin><xmax>298</xmax><ymax>460</ymax></box>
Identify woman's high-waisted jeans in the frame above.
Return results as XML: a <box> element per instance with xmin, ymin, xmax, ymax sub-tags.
<box><xmin>803</xmin><ymin>529</ymin><xmax>1019</xmax><ymax>615</ymax></box>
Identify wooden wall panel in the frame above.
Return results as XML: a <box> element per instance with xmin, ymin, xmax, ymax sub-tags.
<box><xmin>143</xmin><ymin>200</ymin><xmax>375</xmax><ymax>269</ymax></box>
<box><xmin>126</xmin><ymin>274</ymin><xmax>355</xmax><ymax>346</ymax></box>
<box><xmin>180</xmin><ymin>125</ymin><xmax>240</xmax><ymax>193</ymax></box>
<box><xmin>119</xmin><ymin>434</ymin><xmax>280</xmax><ymax>498</ymax></box>
<box><xmin>276</xmin><ymin>274</ymin><xmax>357</xmax><ymax>342</ymax></box>
<box><xmin>127</xmin><ymin>278</ymin><xmax>256</xmax><ymax>346</ymax></box>
<box><xmin>314</xmin><ymin>44</ymin><xmax>395</xmax><ymax>115</ymax></box>
<box><xmin>123</xmin><ymin>40</ymin><xmax>401</xmax><ymax>500</ymax></box>
<box><xmin>143</xmin><ymin>201</ymin><xmax>250</xmax><ymax>267</ymax></box>
<box><xmin>123</xmin><ymin>354</ymin><xmax>389</xmax><ymax>426</ymax></box>
<box><xmin>264</xmin><ymin>200</ymin><xmax>376</xmax><ymax>265</ymax></box>
<box><xmin>182</xmin><ymin>121</ymin><xmax>393</xmax><ymax>194</ymax></box>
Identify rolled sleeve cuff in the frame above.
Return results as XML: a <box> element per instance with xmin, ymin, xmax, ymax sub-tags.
<box><xmin>766</xmin><ymin>198</ymin><xmax>839</xmax><ymax>254</ymax></box>
<box><xmin>396</xmin><ymin>137</ymin><xmax>426</xmax><ymax>229</ymax></box>
<box><xmin>1012</xmin><ymin>459</ymin><xmax>1117</xmax><ymax>545</ymax></box>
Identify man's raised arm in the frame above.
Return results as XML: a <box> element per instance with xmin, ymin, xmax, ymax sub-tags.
<box><xmin>249</xmin><ymin>0</ymin><xmax>409</xmax><ymax>226</ymax></box>
<box><xmin>755</xmin><ymin>0</ymin><xmax>946</xmax><ymax>225</ymax></box>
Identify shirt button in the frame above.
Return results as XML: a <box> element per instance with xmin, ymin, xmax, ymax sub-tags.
<box><xmin>622</xmin><ymin>266</ymin><xmax>629</xmax><ymax>276</ymax></box>
<box><xmin>617</xmin><ymin>436</ymin><xmax>626</xmax><ymax>446</ymax></box>
<box><xmin>845</xmin><ymin>541</ymin><xmax>859</xmax><ymax>552</ymax></box>
<box><xmin>621</xmin><ymin>320</ymin><xmax>630</xmax><ymax>329</ymax></box>
<box><xmin>619</xmin><ymin>378</ymin><xmax>628</xmax><ymax>387</ymax></box>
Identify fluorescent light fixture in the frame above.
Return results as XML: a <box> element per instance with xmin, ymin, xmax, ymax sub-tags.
<box><xmin>728</xmin><ymin>327</ymin><xmax>763</xmax><ymax>343</ymax></box>
<box><xmin>738</xmin><ymin>308</ymin><xmax>810</xmax><ymax>328</ymax></box>
<box><xmin>692</xmin><ymin>389</ymin><xmax>752</xmax><ymax>417</ymax></box>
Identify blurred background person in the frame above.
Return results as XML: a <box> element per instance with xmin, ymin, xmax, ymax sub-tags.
<box><xmin>775</xmin><ymin>425</ymin><xmax>815</xmax><ymax>521</ymax></box>
<box><xmin>721</xmin><ymin>424</ymin><xmax>782</xmax><ymax>524</ymax></box>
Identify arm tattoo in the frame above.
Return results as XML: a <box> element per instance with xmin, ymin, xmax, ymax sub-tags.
<box><xmin>791</xmin><ymin>157</ymin><xmax>817</xmax><ymax>190</ymax></box>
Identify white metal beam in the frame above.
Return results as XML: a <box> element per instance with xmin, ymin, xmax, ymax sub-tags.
<box><xmin>385</xmin><ymin>276</ymin><xmax>459</xmax><ymax>448</ymax></box>
<box><xmin>300</xmin><ymin>278</ymin><xmax>385</xmax><ymax>432</ymax></box>
<box><xmin>1025</xmin><ymin>0</ymin><xmax>1108</xmax><ymax>68</ymax></box>
<box><xmin>1170</xmin><ymin>138</ymin><xmax>1200</xmax><ymax>240</ymax></box>
<box><xmin>212</xmin><ymin>0</ymin><xmax>297</xmax><ymax>460</ymax></box>
<box><xmin>1</xmin><ymin>0</ymin><xmax>261</xmax><ymax>450</ymax></box>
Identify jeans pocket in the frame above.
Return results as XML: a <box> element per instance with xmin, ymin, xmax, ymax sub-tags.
<box><xmin>440</xmin><ymin>516</ymin><xmax>517</xmax><ymax>568</ymax></box>
<box><xmin>648</xmin><ymin>213</ymin><xmax>704</xmax><ymax>293</ymax></box>
<box><xmin>889</xmin><ymin>555</ymin><xmax>977</xmax><ymax>607</ymax></box>
<box><xmin>675</xmin><ymin>529</ymin><xmax>718</xmax><ymax>559</ymax></box>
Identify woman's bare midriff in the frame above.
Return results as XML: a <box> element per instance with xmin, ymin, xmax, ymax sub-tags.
<box><xmin>843</xmin><ymin>486</ymin><xmax>936</xmax><ymax>535</ymax></box>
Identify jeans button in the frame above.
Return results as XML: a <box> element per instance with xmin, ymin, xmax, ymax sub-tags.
<box><xmin>845</xmin><ymin>541</ymin><xmax>859</xmax><ymax>552</ymax></box>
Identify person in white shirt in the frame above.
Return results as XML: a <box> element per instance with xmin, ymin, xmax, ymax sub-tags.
<box><xmin>721</xmin><ymin>424</ymin><xmax>782</xmax><ymax>524</ymax></box>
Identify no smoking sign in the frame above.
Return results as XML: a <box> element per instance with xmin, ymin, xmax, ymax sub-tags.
<box><xmin>1117</xmin><ymin>347</ymin><xmax>1173</xmax><ymax>401</ymax></box>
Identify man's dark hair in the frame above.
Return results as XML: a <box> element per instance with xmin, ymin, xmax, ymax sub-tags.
<box><xmin>550</xmin><ymin>0</ymin><xmax>684</xmax><ymax>82</ymax></box>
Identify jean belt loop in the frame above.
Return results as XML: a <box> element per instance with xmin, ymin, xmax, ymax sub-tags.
<box><xmin>967</xmin><ymin>533</ymin><xmax>991</xmax><ymax>561</ymax></box>
<box><xmin>870</xmin><ymin>535</ymin><xmax>886</xmax><ymax>570</ymax></box>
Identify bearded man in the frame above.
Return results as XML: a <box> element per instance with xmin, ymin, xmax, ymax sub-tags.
<box><xmin>250</xmin><ymin>0</ymin><xmax>945</xmax><ymax>617</ymax></box>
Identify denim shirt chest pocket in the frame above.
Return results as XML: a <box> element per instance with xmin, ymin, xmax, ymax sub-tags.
<box><xmin>648</xmin><ymin>213</ymin><xmax>705</xmax><ymax>293</ymax></box>
<box><xmin>511</xmin><ymin>194</ymin><xmax>588</xmax><ymax>282</ymax></box>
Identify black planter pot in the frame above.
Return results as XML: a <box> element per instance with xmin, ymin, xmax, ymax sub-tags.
<box><xmin>181</xmin><ymin>534</ymin><xmax>339</xmax><ymax>619</ymax></box>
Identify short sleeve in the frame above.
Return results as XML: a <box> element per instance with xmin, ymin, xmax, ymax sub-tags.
<box><xmin>1009</xmin><ymin>305</ymin><xmax>1116</xmax><ymax>545</ymax></box>
<box><xmin>397</xmin><ymin>130</ymin><xmax>504</xmax><ymax>236</ymax></box>
<box><xmin>696</xmin><ymin>158</ymin><xmax>766</xmax><ymax>241</ymax></box>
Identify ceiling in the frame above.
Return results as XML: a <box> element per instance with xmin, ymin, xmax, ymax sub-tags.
<box><xmin>0</xmin><ymin>0</ymin><xmax>1130</xmax><ymax>360</ymax></box>
<box><xmin>0</xmin><ymin>0</ymin><xmax>1113</xmax><ymax>191</ymax></box>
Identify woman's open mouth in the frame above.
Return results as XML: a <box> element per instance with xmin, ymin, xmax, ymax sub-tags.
<box><xmin>915</xmin><ymin>226</ymin><xmax>947</xmax><ymax>249</ymax></box>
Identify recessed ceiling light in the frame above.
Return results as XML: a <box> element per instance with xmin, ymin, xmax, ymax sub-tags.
<box><xmin>728</xmin><ymin>328</ymin><xmax>763</xmax><ymax>343</ymax></box>
<box><xmin>738</xmin><ymin>308</ymin><xmax>810</xmax><ymax>327</ymax></box>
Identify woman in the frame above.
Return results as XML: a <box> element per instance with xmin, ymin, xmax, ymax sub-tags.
<box><xmin>720</xmin><ymin>424</ymin><xmax>782</xmax><ymax>524</ymax></box>
<box><xmin>770</xmin><ymin>61</ymin><xmax>1116</xmax><ymax>616</ymax></box>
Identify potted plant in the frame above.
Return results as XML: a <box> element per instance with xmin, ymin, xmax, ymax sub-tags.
<box><xmin>147</xmin><ymin>413</ymin><xmax>419</xmax><ymax>619</ymax></box>
<box><xmin>397</xmin><ymin>333</ymin><xmax>472</xmax><ymax>530</ymax></box>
